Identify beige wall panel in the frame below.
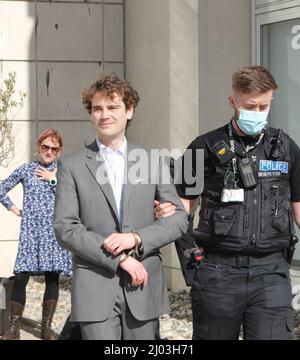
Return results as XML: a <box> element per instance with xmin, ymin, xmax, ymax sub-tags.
<box><xmin>0</xmin><ymin>1</ymin><xmax>35</xmax><ymax>61</ymax></box>
<box><xmin>37</xmin><ymin>62</ymin><xmax>103</xmax><ymax>121</ymax></box>
<box><xmin>37</xmin><ymin>2</ymin><xmax>102</xmax><ymax>61</ymax></box>
<box><xmin>0</xmin><ymin>121</ymin><xmax>31</xmax><ymax>240</ymax></box>
<box><xmin>0</xmin><ymin>241</ymin><xmax>18</xmax><ymax>277</ymax></box>
<box><xmin>38</xmin><ymin>0</ymin><xmax>104</xmax><ymax>2</ymax></box>
<box><xmin>0</xmin><ymin>61</ymin><xmax>36</xmax><ymax>121</ymax></box>
<box><xmin>0</xmin><ymin>198</ymin><xmax>22</xmax><ymax>240</ymax></box>
<box><xmin>0</xmin><ymin>121</ymin><xmax>36</xmax><ymax>180</ymax></box>
<box><xmin>41</xmin><ymin>1</ymin><xmax>123</xmax><ymax>3</ymax></box>
<box><xmin>38</xmin><ymin>1</ymin><xmax>99</xmax><ymax>2</ymax></box>
<box><xmin>198</xmin><ymin>0</ymin><xmax>251</xmax><ymax>134</ymax></box>
<box><xmin>37</xmin><ymin>121</ymin><xmax>95</xmax><ymax>156</ymax></box>
<box><xmin>0</xmin><ymin>121</ymin><xmax>34</xmax><ymax>249</ymax></box>
<box><xmin>126</xmin><ymin>0</ymin><xmax>199</xmax><ymax>291</ymax></box>
<box><xmin>164</xmin><ymin>267</ymin><xmax>188</xmax><ymax>292</ymax></box>
<box><xmin>104</xmin><ymin>4</ymin><xmax>124</xmax><ymax>62</ymax></box>
<box><xmin>161</xmin><ymin>243</ymin><xmax>181</xmax><ymax>269</ymax></box>
<box><xmin>125</xmin><ymin>0</ymin><xmax>171</xmax><ymax>149</ymax></box>
<box><xmin>161</xmin><ymin>243</ymin><xmax>188</xmax><ymax>292</ymax></box>
<box><xmin>170</xmin><ymin>0</ymin><xmax>199</xmax><ymax>151</ymax></box>
<box><xmin>103</xmin><ymin>62</ymin><xmax>124</xmax><ymax>78</ymax></box>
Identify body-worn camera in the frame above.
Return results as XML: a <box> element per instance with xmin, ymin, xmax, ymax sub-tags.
<box><xmin>184</xmin><ymin>247</ymin><xmax>204</xmax><ymax>269</ymax></box>
<box><xmin>238</xmin><ymin>157</ymin><xmax>257</xmax><ymax>189</ymax></box>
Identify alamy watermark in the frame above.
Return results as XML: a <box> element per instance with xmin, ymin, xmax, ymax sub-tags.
<box><xmin>95</xmin><ymin>148</ymin><xmax>204</xmax><ymax>196</ymax></box>
<box><xmin>291</xmin><ymin>25</ymin><xmax>300</xmax><ymax>50</ymax></box>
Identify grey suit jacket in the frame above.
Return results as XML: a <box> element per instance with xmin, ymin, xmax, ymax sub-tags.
<box><xmin>54</xmin><ymin>141</ymin><xmax>188</xmax><ymax>322</ymax></box>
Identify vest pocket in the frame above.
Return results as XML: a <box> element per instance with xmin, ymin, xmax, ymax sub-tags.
<box><xmin>272</xmin><ymin>208</ymin><xmax>289</xmax><ymax>232</ymax></box>
<box><xmin>266</xmin><ymin>184</ymin><xmax>290</xmax><ymax>234</ymax></box>
<box><xmin>260</xmin><ymin>183</ymin><xmax>291</xmax><ymax>250</ymax></box>
<box><xmin>213</xmin><ymin>208</ymin><xmax>236</xmax><ymax>236</ymax></box>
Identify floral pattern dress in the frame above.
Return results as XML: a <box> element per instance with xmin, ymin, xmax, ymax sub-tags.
<box><xmin>0</xmin><ymin>161</ymin><xmax>72</xmax><ymax>276</ymax></box>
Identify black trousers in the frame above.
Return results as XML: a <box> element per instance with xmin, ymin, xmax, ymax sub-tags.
<box><xmin>58</xmin><ymin>315</ymin><xmax>82</xmax><ymax>340</ymax></box>
<box><xmin>11</xmin><ymin>272</ymin><xmax>59</xmax><ymax>306</ymax></box>
<box><xmin>191</xmin><ymin>256</ymin><xmax>293</xmax><ymax>340</ymax></box>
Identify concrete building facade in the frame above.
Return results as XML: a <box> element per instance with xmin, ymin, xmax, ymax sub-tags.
<box><xmin>0</xmin><ymin>0</ymin><xmax>299</xmax><ymax>290</ymax></box>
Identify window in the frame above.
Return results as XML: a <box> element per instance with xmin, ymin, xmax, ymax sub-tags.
<box><xmin>252</xmin><ymin>0</ymin><xmax>300</xmax><ymax>264</ymax></box>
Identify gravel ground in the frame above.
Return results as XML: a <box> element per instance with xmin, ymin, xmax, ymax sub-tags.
<box><xmin>22</xmin><ymin>276</ymin><xmax>193</xmax><ymax>340</ymax></box>
<box><xmin>21</xmin><ymin>276</ymin><xmax>300</xmax><ymax>340</ymax></box>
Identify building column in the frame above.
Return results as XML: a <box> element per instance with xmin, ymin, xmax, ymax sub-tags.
<box><xmin>125</xmin><ymin>0</ymin><xmax>199</xmax><ymax>291</ymax></box>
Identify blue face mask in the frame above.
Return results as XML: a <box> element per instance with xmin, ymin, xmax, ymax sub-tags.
<box><xmin>234</xmin><ymin>102</ymin><xmax>269</xmax><ymax>136</ymax></box>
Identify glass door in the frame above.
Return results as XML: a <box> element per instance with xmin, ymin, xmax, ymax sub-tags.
<box><xmin>256</xmin><ymin>7</ymin><xmax>300</xmax><ymax>264</ymax></box>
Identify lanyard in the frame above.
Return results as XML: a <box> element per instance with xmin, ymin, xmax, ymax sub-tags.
<box><xmin>227</xmin><ymin>122</ymin><xmax>265</xmax><ymax>181</ymax></box>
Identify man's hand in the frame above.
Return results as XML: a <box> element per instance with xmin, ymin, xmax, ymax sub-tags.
<box><xmin>9</xmin><ymin>205</ymin><xmax>22</xmax><ymax>217</ymax></box>
<box><xmin>103</xmin><ymin>233</ymin><xmax>136</xmax><ymax>256</ymax></box>
<box><xmin>119</xmin><ymin>255</ymin><xmax>148</xmax><ymax>287</ymax></box>
<box><xmin>154</xmin><ymin>200</ymin><xmax>176</xmax><ymax>219</ymax></box>
<box><xmin>35</xmin><ymin>167</ymin><xmax>57</xmax><ymax>182</ymax></box>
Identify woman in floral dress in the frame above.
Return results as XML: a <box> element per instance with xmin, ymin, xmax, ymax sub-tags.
<box><xmin>0</xmin><ymin>128</ymin><xmax>72</xmax><ymax>340</ymax></box>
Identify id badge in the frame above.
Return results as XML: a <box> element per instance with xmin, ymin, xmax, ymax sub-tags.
<box><xmin>221</xmin><ymin>188</ymin><xmax>244</xmax><ymax>203</ymax></box>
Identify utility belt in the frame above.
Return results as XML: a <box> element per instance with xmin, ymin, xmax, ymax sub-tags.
<box><xmin>203</xmin><ymin>250</ymin><xmax>284</xmax><ymax>268</ymax></box>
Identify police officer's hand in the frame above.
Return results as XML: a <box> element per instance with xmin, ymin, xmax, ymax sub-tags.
<box><xmin>119</xmin><ymin>255</ymin><xmax>148</xmax><ymax>287</ymax></box>
<box><xmin>103</xmin><ymin>232</ymin><xmax>137</xmax><ymax>256</ymax></box>
<box><xmin>154</xmin><ymin>200</ymin><xmax>176</xmax><ymax>219</ymax></box>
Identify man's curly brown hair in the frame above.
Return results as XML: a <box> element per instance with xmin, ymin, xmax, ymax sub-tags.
<box><xmin>81</xmin><ymin>73</ymin><xmax>140</xmax><ymax>128</ymax></box>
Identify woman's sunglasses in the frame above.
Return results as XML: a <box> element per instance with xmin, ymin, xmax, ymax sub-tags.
<box><xmin>40</xmin><ymin>144</ymin><xmax>60</xmax><ymax>154</ymax></box>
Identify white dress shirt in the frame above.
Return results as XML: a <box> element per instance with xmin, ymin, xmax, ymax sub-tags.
<box><xmin>96</xmin><ymin>138</ymin><xmax>126</xmax><ymax>223</ymax></box>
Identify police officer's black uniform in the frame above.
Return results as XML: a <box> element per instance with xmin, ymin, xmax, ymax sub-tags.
<box><xmin>176</xmin><ymin>120</ymin><xmax>300</xmax><ymax>340</ymax></box>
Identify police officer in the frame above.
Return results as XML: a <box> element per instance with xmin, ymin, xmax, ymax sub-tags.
<box><xmin>155</xmin><ymin>66</ymin><xmax>300</xmax><ymax>340</ymax></box>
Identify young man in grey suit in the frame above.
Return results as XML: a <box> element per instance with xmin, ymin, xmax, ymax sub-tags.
<box><xmin>54</xmin><ymin>74</ymin><xmax>189</xmax><ymax>340</ymax></box>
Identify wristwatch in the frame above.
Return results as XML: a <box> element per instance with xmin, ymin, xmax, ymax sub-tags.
<box><xmin>49</xmin><ymin>178</ymin><xmax>57</xmax><ymax>187</ymax></box>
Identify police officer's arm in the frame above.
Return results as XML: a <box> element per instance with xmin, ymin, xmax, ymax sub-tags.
<box><xmin>291</xmin><ymin>202</ymin><xmax>300</xmax><ymax>229</ymax></box>
<box><xmin>155</xmin><ymin>137</ymin><xmax>205</xmax><ymax>218</ymax></box>
<box><xmin>290</xmin><ymin>138</ymin><xmax>300</xmax><ymax>230</ymax></box>
<box><xmin>154</xmin><ymin>198</ymin><xmax>196</xmax><ymax>218</ymax></box>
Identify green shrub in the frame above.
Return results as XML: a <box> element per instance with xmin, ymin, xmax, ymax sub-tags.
<box><xmin>0</xmin><ymin>72</ymin><xmax>26</xmax><ymax>167</ymax></box>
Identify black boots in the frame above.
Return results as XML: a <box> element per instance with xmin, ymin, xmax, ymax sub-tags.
<box><xmin>40</xmin><ymin>299</ymin><xmax>58</xmax><ymax>340</ymax></box>
<box><xmin>0</xmin><ymin>301</ymin><xmax>24</xmax><ymax>340</ymax></box>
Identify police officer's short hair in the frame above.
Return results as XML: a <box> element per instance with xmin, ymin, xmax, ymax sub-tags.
<box><xmin>232</xmin><ymin>66</ymin><xmax>278</xmax><ymax>94</ymax></box>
